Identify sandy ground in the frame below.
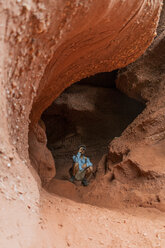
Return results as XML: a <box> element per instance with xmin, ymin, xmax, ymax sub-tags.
<box><xmin>37</xmin><ymin>190</ymin><xmax>165</xmax><ymax>248</ymax></box>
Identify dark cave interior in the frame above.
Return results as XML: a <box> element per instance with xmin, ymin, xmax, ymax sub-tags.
<box><xmin>42</xmin><ymin>71</ymin><xmax>145</xmax><ymax>180</ymax></box>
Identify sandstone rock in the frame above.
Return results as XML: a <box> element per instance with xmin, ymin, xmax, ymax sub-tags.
<box><xmin>47</xmin><ymin>178</ymin><xmax>81</xmax><ymax>202</ymax></box>
<box><xmin>108</xmin><ymin>4</ymin><xmax>165</xmax><ymax>178</ymax></box>
<box><xmin>28</xmin><ymin>122</ymin><xmax>56</xmax><ymax>185</ymax></box>
<box><xmin>0</xmin><ymin>0</ymin><xmax>164</xmax><ymax>246</ymax></box>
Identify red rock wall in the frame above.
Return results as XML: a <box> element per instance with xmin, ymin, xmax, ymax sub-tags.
<box><xmin>31</xmin><ymin>0</ymin><xmax>163</xmax><ymax>125</ymax></box>
<box><xmin>108</xmin><ymin>4</ymin><xmax>165</xmax><ymax>182</ymax></box>
<box><xmin>1</xmin><ymin>0</ymin><xmax>162</xmax><ymax>157</ymax></box>
<box><xmin>0</xmin><ymin>0</ymin><xmax>163</xmax><ymax>246</ymax></box>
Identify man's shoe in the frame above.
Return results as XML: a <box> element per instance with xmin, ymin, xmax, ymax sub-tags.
<box><xmin>82</xmin><ymin>178</ymin><xmax>89</xmax><ymax>186</ymax></box>
<box><xmin>69</xmin><ymin>176</ymin><xmax>75</xmax><ymax>183</ymax></box>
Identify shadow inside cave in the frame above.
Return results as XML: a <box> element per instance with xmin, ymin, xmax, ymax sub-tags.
<box><xmin>42</xmin><ymin>71</ymin><xmax>145</xmax><ymax>183</ymax></box>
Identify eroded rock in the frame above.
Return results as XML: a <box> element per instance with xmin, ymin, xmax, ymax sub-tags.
<box><xmin>107</xmin><ymin>4</ymin><xmax>165</xmax><ymax>196</ymax></box>
<box><xmin>28</xmin><ymin>121</ymin><xmax>55</xmax><ymax>184</ymax></box>
<box><xmin>0</xmin><ymin>0</ymin><xmax>164</xmax><ymax>246</ymax></box>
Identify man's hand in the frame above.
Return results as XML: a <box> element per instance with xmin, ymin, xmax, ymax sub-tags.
<box><xmin>79</xmin><ymin>147</ymin><xmax>84</xmax><ymax>154</ymax></box>
<box><xmin>82</xmin><ymin>163</ymin><xmax>87</xmax><ymax>169</ymax></box>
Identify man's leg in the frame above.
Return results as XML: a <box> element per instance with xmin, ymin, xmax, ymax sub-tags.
<box><xmin>85</xmin><ymin>166</ymin><xmax>93</xmax><ymax>178</ymax></box>
<box><xmin>72</xmin><ymin>163</ymin><xmax>79</xmax><ymax>176</ymax></box>
<box><xmin>82</xmin><ymin>167</ymin><xmax>93</xmax><ymax>186</ymax></box>
<box><xmin>69</xmin><ymin>163</ymin><xmax>79</xmax><ymax>182</ymax></box>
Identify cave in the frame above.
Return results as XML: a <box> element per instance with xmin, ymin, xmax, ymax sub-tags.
<box><xmin>41</xmin><ymin>71</ymin><xmax>145</xmax><ymax>197</ymax></box>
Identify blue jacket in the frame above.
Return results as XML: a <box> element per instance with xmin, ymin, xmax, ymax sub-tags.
<box><xmin>73</xmin><ymin>152</ymin><xmax>93</xmax><ymax>171</ymax></box>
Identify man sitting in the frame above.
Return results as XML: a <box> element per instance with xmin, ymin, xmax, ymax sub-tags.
<box><xmin>69</xmin><ymin>145</ymin><xmax>93</xmax><ymax>186</ymax></box>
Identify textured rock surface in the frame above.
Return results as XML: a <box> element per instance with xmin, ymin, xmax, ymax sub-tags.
<box><xmin>28</xmin><ymin>121</ymin><xmax>55</xmax><ymax>184</ymax></box>
<box><xmin>31</xmin><ymin>0</ymin><xmax>162</xmax><ymax>126</ymax></box>
<box><xmin>0</xmin><ymin>0</ymin><xmax>164</xmax><ymax>247</ymax></box>
<box><xmin>104</xmin><ymin>4</ymin><xmax>165</xmax><ymax>209</ymax></box>
<box><xmin>108</xmin><ymin>4</ymin><xmax>165</xmax><ymax>174</ymax></box>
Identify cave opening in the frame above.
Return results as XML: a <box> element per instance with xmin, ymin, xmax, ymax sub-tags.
<box><xmin>41</xmin><ymin>70</ymin><xmax>145</xmax><ymax>191</ymax></box>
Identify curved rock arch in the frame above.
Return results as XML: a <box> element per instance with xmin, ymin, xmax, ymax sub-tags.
<box><xmin>30</xmin><ymin>0</ymin><xmax>162</xmax><ymax>125</ymax></box>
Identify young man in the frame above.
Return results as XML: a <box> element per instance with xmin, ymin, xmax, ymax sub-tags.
<box><xmin>69</xmin><ymin>145</ymin><xmax>93</xmax><ymax>186</ymax></box>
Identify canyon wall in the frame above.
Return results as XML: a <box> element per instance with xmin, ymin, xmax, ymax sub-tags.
<box><xmin>103</xmin><ymin>5</ymin><xmax>165</xmax><ymax>210</ymax></box>
<box><xmin>0</xmin><ymin>0</ymin><xmax>163</xmax><ymax>247</ymax></box>
<box><xmin>108</xmin><ymin>4</ymin><xmax>165</xmax><ymax>179</ymax></box>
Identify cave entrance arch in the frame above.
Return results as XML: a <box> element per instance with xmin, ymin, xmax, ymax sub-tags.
<box><xmin>42</xmin><ymin>71</ymin><xmax>145</xmax><ymax>183</ymax></box>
